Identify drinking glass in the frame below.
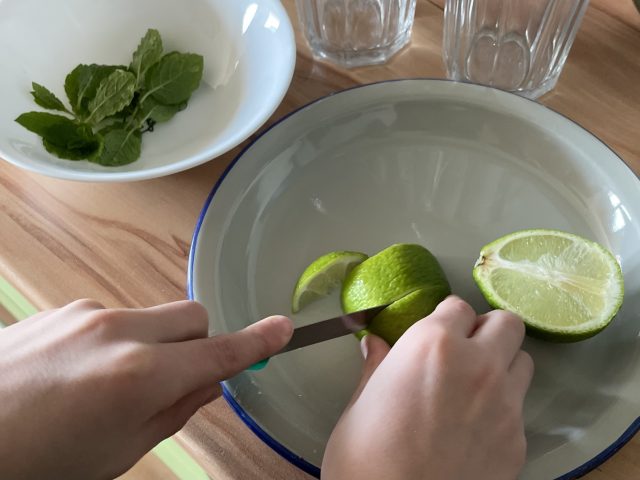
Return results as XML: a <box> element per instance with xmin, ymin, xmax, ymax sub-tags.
<box><xmin>296</xmin><ymin>0</ymin><xmax>417</xmax><ymax>68</ymax></box>
<box><xmin>443</xmin><ymin>0</ymin><xmax>589</xmax><ymax>98</ymax></box>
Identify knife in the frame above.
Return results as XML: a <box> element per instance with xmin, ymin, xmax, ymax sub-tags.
<box><xmin>248</xmin><ymin>304</ymin><xmax>389</xmax><ymax>371</ymax></box>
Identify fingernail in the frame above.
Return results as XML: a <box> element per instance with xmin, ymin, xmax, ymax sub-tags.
<box><xmin>360</xmin><ymin>335</ymin><xmax>369</xmax><ymax>359</ymax></box>
<box><xmin>265</xmin><ymin>315</ymin><xmax>294</xmax><ymax>343</ymax></box>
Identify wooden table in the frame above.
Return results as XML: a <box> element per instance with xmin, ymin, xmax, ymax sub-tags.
<box><xmin>1</xmin><ymin>1</ymin><xmax>639</xmax><ymax>479</ymax></box>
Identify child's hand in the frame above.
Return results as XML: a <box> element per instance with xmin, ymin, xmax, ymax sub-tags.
<box><xmin>322</xmin><ymin>296</ymin><xmax>534</xmax><ymax>480</ymax></box>
<box><xmin>0</xmin><ymin>299</ymin><xmax>292</xmax><ymax>480</ymax></box>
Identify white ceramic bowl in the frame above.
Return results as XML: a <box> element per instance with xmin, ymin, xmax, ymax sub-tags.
<box><xmin>189</xmin><ymin>80</ymin><xmax>640</xmax><ymax>479</ymax></box>
<box><xmin>0</xmin><ymin>0</ymin><xmax>295</xmax><ymax>182</ymax></box>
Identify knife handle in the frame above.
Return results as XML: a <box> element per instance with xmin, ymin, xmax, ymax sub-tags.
<box><xmin>247</xmin><ymin>358</ymin><xmax>270</xmax><ymax>371</ymax></box>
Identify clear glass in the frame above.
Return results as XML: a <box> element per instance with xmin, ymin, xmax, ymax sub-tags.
<box><xmin>443</xmin><ymin>0</ymin><xmax>589</xmax><ymax>98</ymax></box>
<box><xmin>296</xmin><ymin>0</ymin><xmax>417</xmax><ymax>68</ymax></box>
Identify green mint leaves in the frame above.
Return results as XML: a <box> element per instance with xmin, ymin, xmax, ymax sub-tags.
<box><xmin>130</xmin><ymin>29</ymin><xmax>163</xmax><ymax>89</ymax></box>
<box><xmin>16</xmin><ymin>112</ymin><xmax>103</xmax><ymax>160</ymax></box>
<box><xmin>64</xmin><ymin>64</ymin><xmax>123</xmax><ymax>118</ymax></box>
<box><xmin>145</xmin><ymin>52</ymin><xmax>204</xmax><ymax>105</ymax></box>
<box><xmin>30</xmin><ymin>83</ymin><xmax>69</xmax><ymax>112</ymax></box>
<box><xmin>136</xmin><ymin>97</ymin><xmax>187</xmax><ymax>125</ymax></box>
<box><xmin>99</xmin><ymin>128</ymin><xmax>142</xmax><ymax>166</ymax></box>
<box><xmin>16</xmin><ymin>29</ymin><xmax>204</xmax><ymax>167</ymax></box>
<box><xmin>86</xmin><ymin>69</ymin><xmax>136</xmax><ymax>123</ymax></box>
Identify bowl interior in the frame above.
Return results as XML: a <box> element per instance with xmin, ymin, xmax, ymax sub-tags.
<box><xmin>191</xmin><ymin>80</ymin><xmax>640</xmax><ymax>477</ymax></box>
<box><xmin>0</xmin><ymin>0</ymin><xmax>294</xmax><ymax>181</ymax></box>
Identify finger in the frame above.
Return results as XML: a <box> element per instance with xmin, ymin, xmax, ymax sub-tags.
<box><xmin>0</xmin><ymin>309</ymin><xmax>59</xmax><ymax>349</ymax></box>
<box><xmin>65</xmin><ymin>298</ymin><xmax>106</xmax><ymax>311</ymax></box>
<box><xmin>19</xmin><ymin>308</ymin><xmax>59</xmax><ymax>325</ymax></box>
<box><xmin>28</xmin><ymin>300</ymin><xmax>102</xmax><ymax>330</ymax></box>
<box><xmin>417</xmin><ymin>295</ymin><xmax>478</xmax><ymax>338</ymax></box>
<box><xmin>473</xmin><ymin>310</ymin><xmax>526</xmax><ymax>365</ymax></box>
<box><xmin>145</xmin><ymin>384</ymin><xmax>221</xmax><ymax>445</ymax></box>
<box><xmin>98</xmin><ymin>301</ymin><xmax>209</xmax><ymax>343</ymax></box>
<box><xmin>508</xmin><ymin>350</ymin><xmax>535</xmax><ymax>398</ymax></box>
<box><xmin>128</xmin><ymin>301</ymin><xmax>209</xmax><ymax>343</ymax></box>
<box><xmin>346</xmin><ymin>334</ymin><xmax>391</xmax><ymax>409</ymax></box>
<box><xmin>22</xmin><ymin>297</ymin><xmax>100</xmax><ymax>326</ymax></box>
<box><xmin>168</xmin><ymin>315</ymin><xmax>293</xmax><ymax>393</ymax></box>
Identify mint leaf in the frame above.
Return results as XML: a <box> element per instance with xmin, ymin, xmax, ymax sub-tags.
<box><xmin>43</xmin><ymin>133</ymin><xmax>103</xmax><ymax>160</ymax></box>
<box><xmin>111</xmin><ymin>92</ymin><xmax>139</xmax><ymax>121</ymax></box>
<box><xmin>16</xmin><ymin>111</ymin><xmax>77</xmax><ymax>136</ymax></box>
<box><xmin>130</xmin><ymin>29</ymin><xmax>163</xmax><ymax>90</ymax></box>
<box><xmin>145</xmin><ymin>52</ymin><xmax>203</xmax><ymax>105</ymax></box>
<box><xmin>136</xmin><ymin>96</ymin><xmax>186</xmax><ymax>125</ymax></box>
<box><xmin>64</xmin><ymin>64</ymin><xmax>124</xmax><ymax>117</ymax></box>
<box><xmin>87</xmin><ymin>69</ymin><xmax>136</xmax><ymax>124</ymax></box>
<box><xmin>93</xmin><ymin>128</ymin><xmax>141</xmax><ymax>166</ymax></box>
<box><xmin>64</xmin><ymin>64</ymin><xmax>94</xmax><ymax>114</ymax></box>
<box><xmin>30</xmin><ymin>82</ymin><xmax>68</xmax><ymax>112</ymax></box>
<box><xmin>16</xmin><ymin>112</ymin><xmax>102</xmax><ymax>160</ymax></box>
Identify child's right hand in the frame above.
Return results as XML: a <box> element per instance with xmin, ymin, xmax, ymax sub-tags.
<box><xmin>322</xmin><ymin>295</ymin><xmax>534</xmax><ymax>480</ymax></box>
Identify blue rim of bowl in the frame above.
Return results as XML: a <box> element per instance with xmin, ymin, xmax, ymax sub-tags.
<box><xmin>221</xmin><ymin>386</ymin><xmax>321</xmax><ymax>477</ymax></box>
<box><xmin>187</xmin><ymin>78</ymin><xmax>640</xmax><ymax>480</ymax></box>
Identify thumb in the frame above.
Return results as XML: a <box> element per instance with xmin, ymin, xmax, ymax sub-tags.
<box><xmin>347</xmin><ymin>334</ymin><xmax>390</xmax><ymax>408</ymax></box>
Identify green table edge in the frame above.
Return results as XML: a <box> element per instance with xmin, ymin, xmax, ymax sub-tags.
<box><xmin>0</xmin><ymin>277</ymin><xmax>38</xmax><ymax>321</ymax></box>
<box><xmin>0</xmin><ymin>277</ymin><xmax>210</xmax><ymax>480</ymax></box>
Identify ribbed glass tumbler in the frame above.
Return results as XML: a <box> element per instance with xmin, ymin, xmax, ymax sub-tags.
<box><xmin>443</xmin><ymin>0</ymin><xmax>589</xmax><ymax>98</ymax></box>
<box><xmin>296</xmin><ymin>0</ymin><xmax>417</xmax><ymax>68</ymax></box>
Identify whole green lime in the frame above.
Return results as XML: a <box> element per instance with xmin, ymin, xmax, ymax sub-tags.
<box><xmin>341</xmin><ymin>243</ymin><xmax>451</xmax><ymax>344</ymax></box>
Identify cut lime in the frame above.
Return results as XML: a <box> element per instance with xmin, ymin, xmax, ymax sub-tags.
<box><xmin>292</xmin><ymin>251</ymin><xmax>368</xmax><ymax>313</ymax></box>
<box><xmin>342</xmin><ymin>243</ymin><xmax>451</xmax><ymax>345</ymax></box>
<box><xmin>364</xmin><ymin>285</ymin><xmax>450</xmax><ymax>344</ymax></box>
<box><xmin>473</xmin><ymin>229</ymin><xmax>624</xmax><ymax>342</ymax></box>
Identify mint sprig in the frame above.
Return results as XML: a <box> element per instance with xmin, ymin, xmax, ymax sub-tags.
<box><xmin>30</xmin><ymin>83</ymin><xmax>69</xmax><ymax>113</ymax></box>
<box><xmin>99</xmin><ymin>128</ymin><xmax>142</xmax><ymax>166</ymax></box>
<box><xmin>16</xmin><ymin>29</ymin><xmax>204</xmax><ymax>167</ymax></box>
<box><xmin>130</xmin><ymin>29</ymin><xmax>163</xmax><ymax>90</ymax></box>
<box><xmin>64</xmin><ymin>64</ymin><xmax>124</xmax><ymax>119</ymax></box>
<box><xmin>86</xmin><ymin>69</ymin><xmax>136</xmax><ymax>124</ymax></box>
<box><xmin>16</xmin><ymin>112</ymin><xmax>103</xmax><ymax>160</ymax></box>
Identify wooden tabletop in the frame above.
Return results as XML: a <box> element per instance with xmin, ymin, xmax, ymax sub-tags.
<box><xmin>1</xmin><ymin>0</ymin><xmax>639</xmax><ymax>479</ymax></box>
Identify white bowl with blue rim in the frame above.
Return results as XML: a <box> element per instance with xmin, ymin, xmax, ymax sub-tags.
<box><xmin>0</xmin><ymin>0</ymin><xmax>295</xmax><ymax>182</ymax></box>
<box><xmin>189</xmin><ymin>79</ymin><xmax>640</xmax><ymax>479</ymax></box>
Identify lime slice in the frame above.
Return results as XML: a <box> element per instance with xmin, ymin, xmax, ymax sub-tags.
<box><xmin>473</xmin><ymin>229</ymin><xmax>624</xmax><ymax>342</ymax></box>
<box><xmin>342</xmin><ymin>244</ymin><xmax>451</xmax><ymax>345</ymax></box>
<box><xmin>292</xmin><ymin>251</ymin><xmax>368</xmax><ymax>313</ymax></box>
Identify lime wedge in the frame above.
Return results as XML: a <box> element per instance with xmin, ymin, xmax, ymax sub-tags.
<box><xmin>473</xmin><ymin>229</ymin><xmax>624</xmax><ymax>342</ymax></box>
<box><xmin>342</xmin><ymin>244</ymin><xmax>451</xmax><ymax>345</ymax></box>
<box><xmin>292</xmin><ymin>251</ymin><xmax>368</xmax><ymax>313</ymax></box>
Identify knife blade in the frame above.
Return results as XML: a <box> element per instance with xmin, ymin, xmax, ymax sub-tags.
<box><xmin>247</xmin><ymin>304</ymin><xmax>389</xmax><ymax>371</ymax></box>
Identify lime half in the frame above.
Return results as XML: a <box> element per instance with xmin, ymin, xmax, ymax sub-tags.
<box><xmin>292</xmin><ymin>251</ymin><xmax>368</xmax><ymax>313</ymax></box>
<box><xmin>473</xmin><ymin>229</ymin><xmax>624</xmax><ymax>342</ymax></box>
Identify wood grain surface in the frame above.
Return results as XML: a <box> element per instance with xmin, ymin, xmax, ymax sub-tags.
<box><xmin>0</xmin><ymin>1</ymin><xmax>638</xmax><ymax>479</ymax></box>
